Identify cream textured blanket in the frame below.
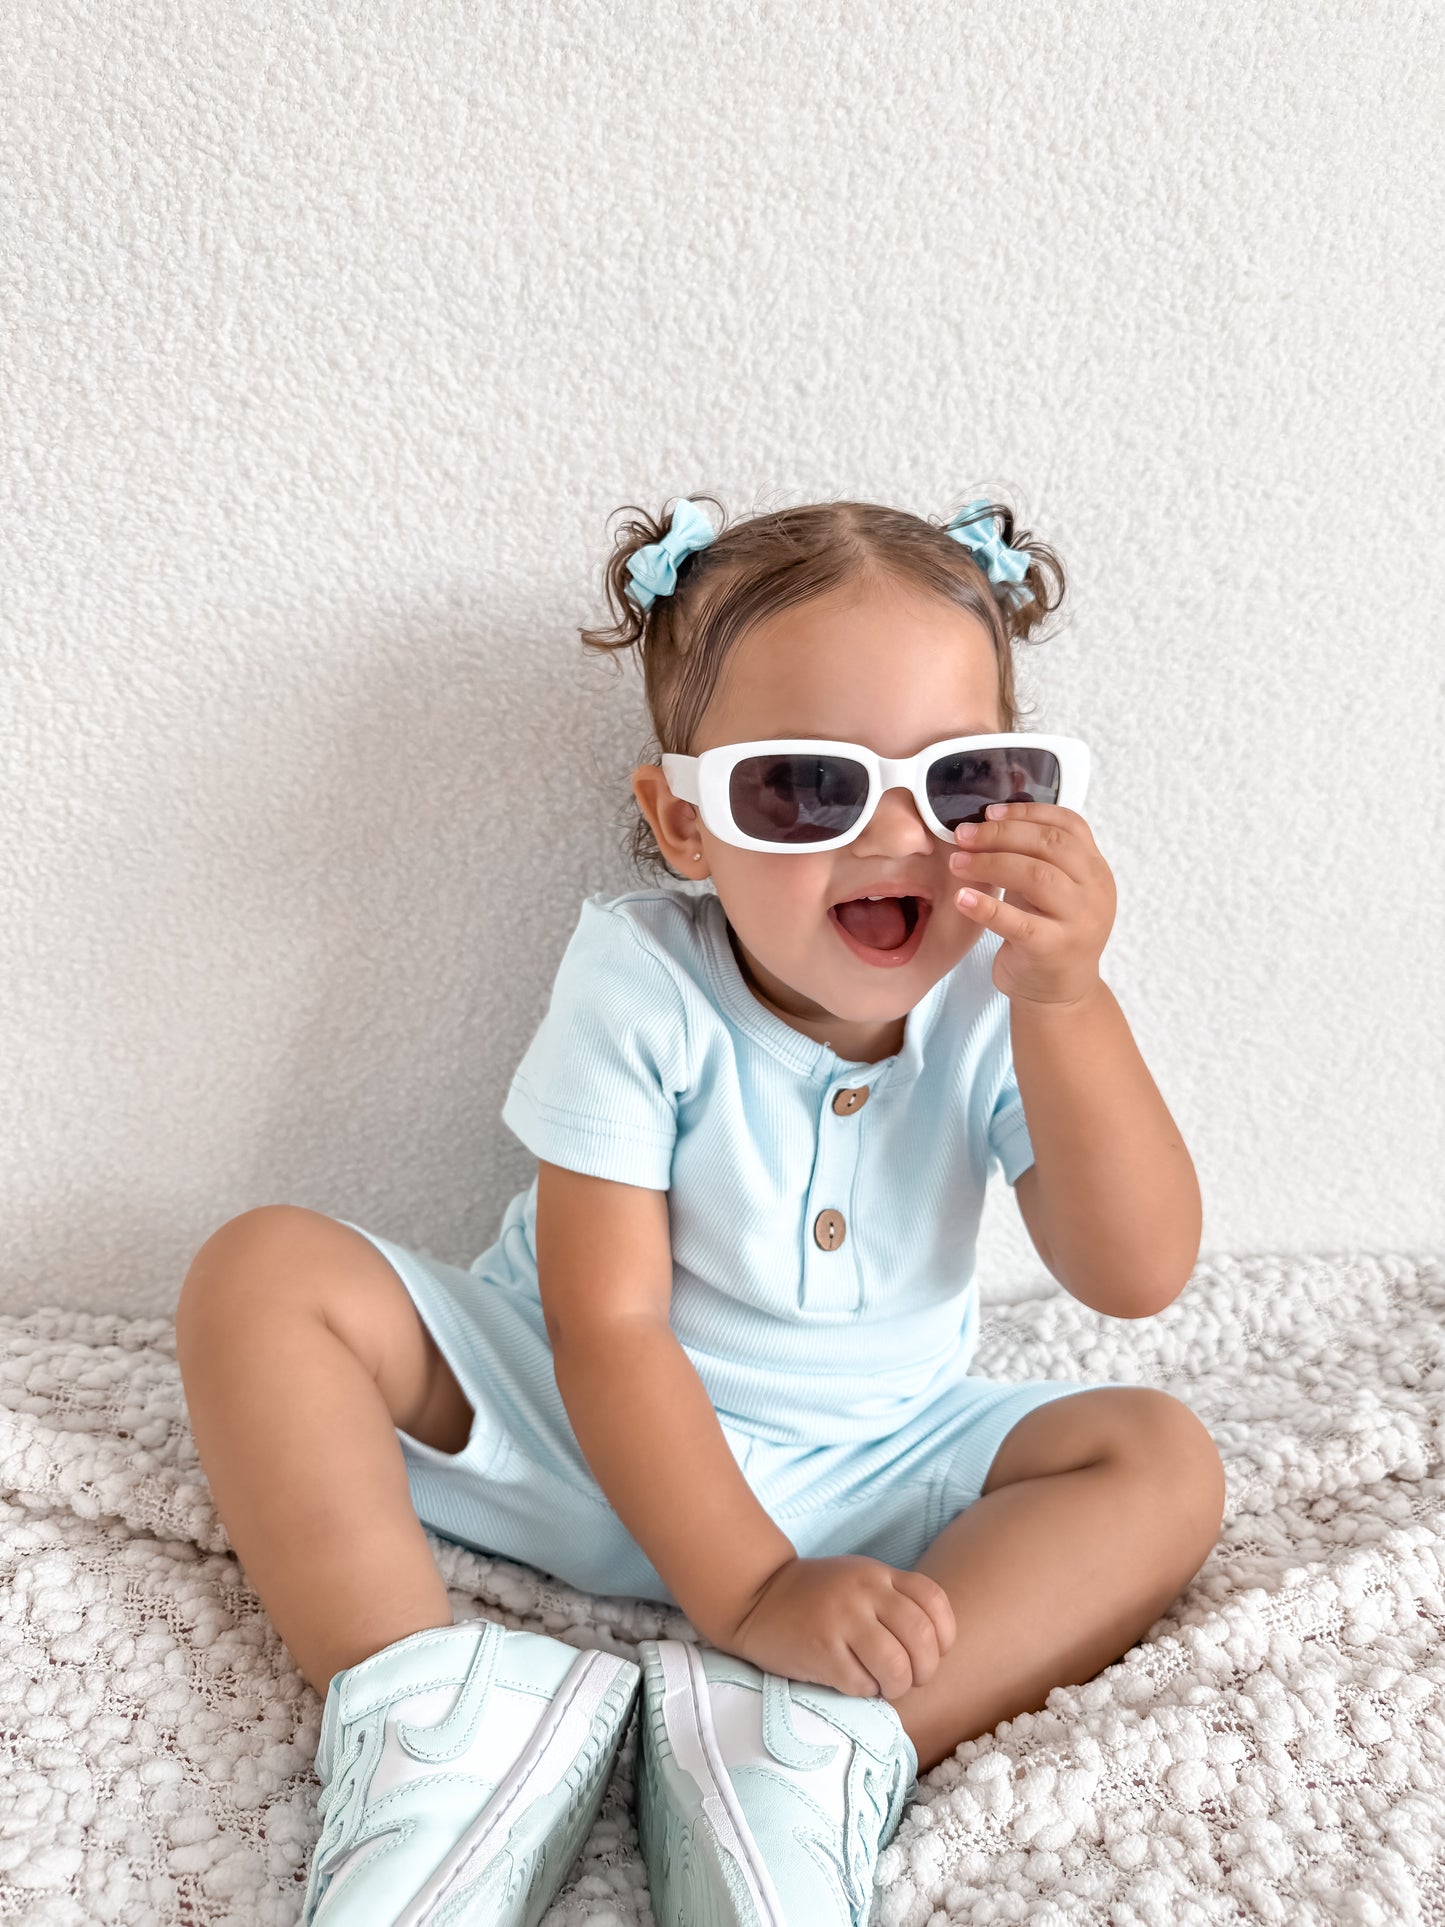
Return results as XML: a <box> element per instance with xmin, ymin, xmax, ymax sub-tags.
<box><xmin>1</xmin><ymin>1252</ymin><xmax>1442</xmax><ymax>1925</ymax></box>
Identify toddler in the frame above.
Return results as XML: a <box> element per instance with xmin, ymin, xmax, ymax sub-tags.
<box><xmin>176</xmin><ymin>494</ymin><xmax>1225</xmax><ymax>1926</ymax></box>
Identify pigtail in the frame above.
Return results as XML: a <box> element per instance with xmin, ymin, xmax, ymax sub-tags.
<box><xmin>579</xmin><ymin>494</ymin><xmax>727</xmax><ymax>681</ymax></box>
<box><xmin>579</xmin><ymin>495</ymin><xmax>728</xmax><ymax>880</ymax></box>
<box><xmin>942</xmin><ymin>497</ymin><xmax>1068</xmax><ymax>647</ymax></box>
<box><xmin>578</xmin><ymin>503</ymin><xmax>662</xmax><ymax>668</ymax></box>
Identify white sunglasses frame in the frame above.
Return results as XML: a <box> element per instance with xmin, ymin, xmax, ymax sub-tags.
<box><xmin>660</xmin><ymin>733</ymin><xmax>1091</xmax><ymax>854</ymax></box>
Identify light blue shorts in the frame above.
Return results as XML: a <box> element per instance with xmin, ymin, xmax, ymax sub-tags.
<box><xmin>338</xmin><ymin>1219</ymin><xmax>1130</xmax><ymax>1608</ymax></box>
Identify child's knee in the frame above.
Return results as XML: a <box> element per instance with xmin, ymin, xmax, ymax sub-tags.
<box><xmin>178</xmin><ymin>1204</ymin><xmax>324</xmax><ymax>1340</ymax></box>
<box><xmin>1120</xmin><ymin>1391</ymin><xmax>1226</xmax><ymax>1553</ymax></box>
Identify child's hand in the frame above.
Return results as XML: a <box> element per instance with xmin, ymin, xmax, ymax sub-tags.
<box><xmin>722</xmin><ymin>1554</ymin><xmax>955</xmax><ymax>1700</ymax></box>
<box><xmin>949</xmin><ymin>800</ymin><xmax>1117</xmax><ymax>1008</ymax></box>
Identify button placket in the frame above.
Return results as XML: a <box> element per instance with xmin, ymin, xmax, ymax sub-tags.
<box><xmin>799</xmin><ymin>1081</ymin><xmax>866</xmax><ymax>1311</ymax></box>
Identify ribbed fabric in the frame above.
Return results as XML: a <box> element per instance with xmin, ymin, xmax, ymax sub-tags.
<box><xmin>488</xmin><ymin>883</ymin><xmax>1034</xmax><ymax>1448</ymax></box>
<box><xmin>330</xmin><ymin>886</ymin><xmax>1140</xmax><ymax>1604</ymax></box>
<box><xmin>340</xmin><ymin>1215</ymin><xmax>1115</xmax><ymax>1606</ymax></box>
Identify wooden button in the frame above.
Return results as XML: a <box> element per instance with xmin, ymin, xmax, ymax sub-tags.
<box><xmin>812</xmin><ymin>1208</ymin><xmax>846</xmax><ymax>1250</ymax></box>
<box><xmin>831</xmin><ymin>1085</ymin><xmax>870</xmax><ymax>1116</ymax></box>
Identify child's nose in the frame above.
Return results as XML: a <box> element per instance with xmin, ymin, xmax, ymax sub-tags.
<box><xmin>856</xmin><ymin>783</ymin><xmax>933</xmax><ymax>853</ymax></box>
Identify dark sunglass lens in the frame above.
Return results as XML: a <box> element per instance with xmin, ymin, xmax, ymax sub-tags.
<box><xmin>729</xmin><ymin>754</ymin><xmax>870</xmax><ymax>843</ymax></box>
<box><xmin>926</xmin><ymin>746</ymin><xmax>1061</xmax><ymax>828</ymax></box>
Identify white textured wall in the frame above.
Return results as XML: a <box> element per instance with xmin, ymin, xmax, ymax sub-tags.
<box><xmin>4</xmin><ymin>2</ymin><xmax>1442</xmax><ymax>1318</ymax></box>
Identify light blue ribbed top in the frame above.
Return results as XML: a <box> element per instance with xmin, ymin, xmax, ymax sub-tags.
<box><xmin>471</xmin><ymin>882</ymin><xmax>1035</xmax><ymax>1446</ymax></box>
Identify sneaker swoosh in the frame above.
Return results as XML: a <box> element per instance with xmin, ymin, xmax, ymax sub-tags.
<box><xmin>396</xmin><ymin>1621</ymin><xmax>504</xmax><ymax>1765</ymax></box>
<box><xmin>761</xmin><ymin>1672</ymin><xmax>839</xmax><ymax>1770</ymax></box>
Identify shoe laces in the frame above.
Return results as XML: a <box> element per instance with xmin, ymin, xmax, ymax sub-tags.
<box><xmin>839</xmin><ymin>1746</ymin><xmax>909</xmax><ymax>1921</ymax></box>
<box><xmin>302</xmin><ymin>1721</ymin><xmax>377</xmax><ymax>1920</ymax></box>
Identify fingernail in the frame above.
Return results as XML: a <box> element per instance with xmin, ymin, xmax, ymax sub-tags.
<box><xmin>955</xmin><ymin>822</ymin><xmax>980</xmax><ymax>841</ymax></box>
<box><xmin>986</xmin><ymin>803</ymin><xmax>1007</xmax><ymax>819</ymax></box>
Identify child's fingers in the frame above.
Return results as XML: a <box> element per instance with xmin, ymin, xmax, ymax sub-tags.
<box><xmin>954</xmin><ymin>802</ymin><xmax>1099</xmax><ymax>880</ymax></box>
<box><xmin>891</xmin><ymin>1567</ymin><xmax>957</xmax><ymax>1653</ymax></box>
<box><xmin>847</xmin><ymin>1620</ymin><xmax>916</xmax><ymax>1700</ymax></box>
<box><xmin>977</xmin><ymin>798</ymin><xmax>1097</xmax><ymax>846</ymax></box>
<box><xmin>951</xmin><ymin>848</ymin><xmax>1077</xmax><ymax>912</ymax></box>
<box><xmin>874</xmin><ymin>1587</ymin><xmax>943</xmax><ymax>1686</ymax></box>
<box><xmin>953</xmin><ymin>883</ymin><xmax>1043</xmax><ymax>946</ymax></box>
<box><xmin>822</xmin><ymin>1644</ymin><xmax>890</xmax><ymax>1700</ymax></box>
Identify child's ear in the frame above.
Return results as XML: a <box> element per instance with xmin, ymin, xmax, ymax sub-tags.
<box><xmin>631</xmin><ymin>765</ymin><xmax>709</xmax><ymax>877</ymax></box>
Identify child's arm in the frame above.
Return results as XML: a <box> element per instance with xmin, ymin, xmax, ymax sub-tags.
<box><xmin>534</xmin><ymin>1159</ymin><xmax>796</xmax><ymax>1644</ymax></box>
<box><xmin>950</xmin><ymin>799</ymin><xmax>1201</xmax><ymax>1318</ymax></box>
<box><xmin>1010</xmin><ymin>981</ymin><xmax>1202</xmax><ymax>1316</ymax></box>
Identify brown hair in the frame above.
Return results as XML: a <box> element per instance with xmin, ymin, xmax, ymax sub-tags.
<box><xmin>579</xmin><ymin>494</ymin><xmax>1067</xmax><ymax>882</ymax></box>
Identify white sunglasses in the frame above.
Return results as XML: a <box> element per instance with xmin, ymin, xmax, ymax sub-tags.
<box><xmin>661</xmin><ymin>733</ymin><xmax>1090</xmax><ymax>854</ymax></box>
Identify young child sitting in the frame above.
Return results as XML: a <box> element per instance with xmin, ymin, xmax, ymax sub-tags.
<box><xmin>176</xmin><ymin>492</ymin><xmax>1224</xmax><ymax>1925</ymax></box>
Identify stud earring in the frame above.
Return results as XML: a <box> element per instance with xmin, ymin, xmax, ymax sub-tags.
<box><xmin>692</xmin><ymin>852</ymin><xmax>701</xmax><ymax>861</ymax></box>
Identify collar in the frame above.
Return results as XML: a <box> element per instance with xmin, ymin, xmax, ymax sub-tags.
<box><xmin>696</xmin><ymin>889</ymin><xmax>947</xmax><ymax>1092</ymax></box>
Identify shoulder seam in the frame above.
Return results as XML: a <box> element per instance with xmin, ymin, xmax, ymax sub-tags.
<box><xmin>594</xmin><ymin>898</ymin><xmax>695</xmax><ymax>1090</ymax></box>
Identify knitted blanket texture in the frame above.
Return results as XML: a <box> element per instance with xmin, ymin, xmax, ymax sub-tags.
<box><xmin>0</xmin><ymin>1252</ymin><xmax>1441</xmax><ymax>1925</ymax></box>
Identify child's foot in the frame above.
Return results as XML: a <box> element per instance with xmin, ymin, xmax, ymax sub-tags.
<box><xmin>635</xmin><ymin>1638</ymin><xmax>918</xmax><ymax>1926</ymax></box>
<box><xmin>301</xmin><ymin>1618</ymin><xmax>639</xmax><ymax>1926</ymax></box>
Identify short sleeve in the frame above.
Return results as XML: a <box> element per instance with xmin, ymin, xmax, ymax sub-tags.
<box><xmin>986</xmin><ymin>1056</ymin><xmax>1036</xmax><ymax>1186</ymax></box>
<box><xmin>500</xmin><ymin>901</ymin><xmax>689</xmax><ymax>1190</ymax></box>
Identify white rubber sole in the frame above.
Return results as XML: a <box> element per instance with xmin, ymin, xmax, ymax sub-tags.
<box><xmin>393</xmin><ymin>1646</ymin><xmax>638</xmax><ymax>1927</ymax></box>
<box><xmin>638</xmin><ymin>1641</ymin><xmax>787</xmax><ymax>1927</ymax></box>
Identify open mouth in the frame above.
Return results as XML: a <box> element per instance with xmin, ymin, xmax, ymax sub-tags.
<box><xmin>828</xmin><ymin>893</ymin><xmax>930</xmax><ymax>966</ymax></box>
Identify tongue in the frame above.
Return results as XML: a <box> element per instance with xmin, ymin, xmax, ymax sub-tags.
<box><xmin>834</xmin><ymin>896</ymin><xmax>910</xmax><ymax>950</ymax></box>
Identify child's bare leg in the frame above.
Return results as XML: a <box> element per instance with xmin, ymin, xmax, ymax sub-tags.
<box><xmin>175</xmin><ymin>1205</ymin><xmax>478</xmax><ymax>1699</ymax></box>
<box><xmin>888</xmin><ymin>1388</ymin><xmax>1226</xmax><ymax>1773</ymax></box>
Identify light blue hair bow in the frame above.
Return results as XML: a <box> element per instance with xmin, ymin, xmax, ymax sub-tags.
<box><xmin>624</xmin><ymin>498</ymin><xmax>717</xmax><ymax>609</ymax></box>
<box><xmin>945</xmin><ymin>501</ymin><xmax>1034</xmax><ymax>605</ymax></box>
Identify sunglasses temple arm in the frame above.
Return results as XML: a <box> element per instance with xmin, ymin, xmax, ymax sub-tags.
<box><xmin>659</xmin><ymin>754</ymin><xmax>701</xmax><ymax>805</ymax></box>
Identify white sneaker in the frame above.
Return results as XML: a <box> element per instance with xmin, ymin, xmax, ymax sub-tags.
<box><xmin>635</xmin><ymin>1638</ymin><xmax>918</xmax><ymax>1925</ymax></box>
<box><xmin>302</xmin><ymin>1619</ymin><xmax>639</xmax><ymax>1925</ymax></box>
